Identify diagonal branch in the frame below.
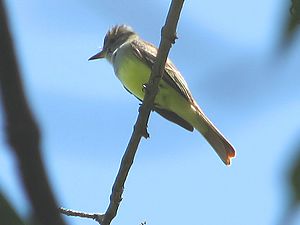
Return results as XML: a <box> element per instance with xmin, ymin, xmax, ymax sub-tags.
<box><xmin>0</xmin><ymin>1</ymin><xmax>66</xmax><ymax>225</ymax></box>
<box><xmin>59</xmin><ymin>1</ymin><xmax>185</xmax><ymax>224</ymax></box>
<box><xmin>101</xmin><ymin>1</ymin><xmax>185</xmax><ymax>225</ymax></box>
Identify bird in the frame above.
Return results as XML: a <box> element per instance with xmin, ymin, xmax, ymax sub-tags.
<box><xmin>89</xmin><ymin>25</ymin><xmax>235</xmax><ymax>165</ymax></box>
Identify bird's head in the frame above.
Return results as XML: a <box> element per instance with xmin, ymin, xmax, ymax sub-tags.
<box><xmin>89</xmin><ymin>25</ymin><xmax>136</xmax><ymax>61</ymax></box>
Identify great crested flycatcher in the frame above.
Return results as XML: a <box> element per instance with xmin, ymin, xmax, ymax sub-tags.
<box><xmin>89</xmin><ymin>25</ymin><xmax>235</xmax><ymax>165</ymax></box>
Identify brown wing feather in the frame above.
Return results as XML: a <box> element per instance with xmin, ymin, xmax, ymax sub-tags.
<box><xmin>130</xmin><ymin>39</ymin><xmax>195</xmax><ymax>104</ymax></box>
<box><xmin>154</xmin><ymin>107</ymin><xmax>194</xmax><ymax>132</ymax></box>
<box><xmin>130</xmin><ymin>39</ymin><xmax>196</xmax><ymax>131</ymax></box>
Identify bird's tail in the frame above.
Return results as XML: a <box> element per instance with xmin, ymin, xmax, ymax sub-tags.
<box><xmin>191</xmin><ymin>104</ymin><xmax>236</xmax><ymax>165</ymax></box>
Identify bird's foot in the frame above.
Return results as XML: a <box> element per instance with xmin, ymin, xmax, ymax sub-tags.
<box><xmin>134</xmin><ymin>124</ymin><xmax>150</xmax><ymax>139</ymax></box>
<box><xmin>141</xmin><ymin>127</ymin><xmax>150</xmax><ymax>139</ymax></box>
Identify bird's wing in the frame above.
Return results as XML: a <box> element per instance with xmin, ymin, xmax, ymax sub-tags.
<box><xmin>130</xmin><ymin>39</ymin><xmax>195</xmax><ymax>104</ymax></box>
<box><xmin>130</xmin><ymin>39</ymin><xmax>195</xmax><ymax>132</ymax></box>
<box><xmin>123</xmin><ymin>84</ymin><xmax>194</xmax><ymax>131</ymax></box>
<box><xmin>153</xmin><ymin>107</ymin><xmax>194</xmax><ymax>131</ymax></box>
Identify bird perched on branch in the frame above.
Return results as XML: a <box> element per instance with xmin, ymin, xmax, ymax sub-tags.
<box><xmin>89</xmin><ymin>25</ymin><xmax>235</xmax><ymax>165</ymax></box>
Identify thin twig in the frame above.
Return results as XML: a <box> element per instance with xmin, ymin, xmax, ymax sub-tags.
<box><xmin>0</xmin><ymin>1</ymin><xmax>65</xmax><ymax>225</ymax></box>
<box><xmin>59</xmin><ymin>208</ymin><xmax>104</xmax><ymax>223</ymax></box>
<box><xmin>101</xmin><ymin>1</ymin><xmax>185</xmax><ymax>225</ymax></box>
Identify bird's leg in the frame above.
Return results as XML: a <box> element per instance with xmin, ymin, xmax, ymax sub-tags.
<box><xmin>135</xmin><ymin>108</ymin><xmax>150</xmax><ymax>139</ymax></box>
<box><xmin>141</xmin><ymin>125</ymin><xmax>150</xmax><ymax>139</ymax></box>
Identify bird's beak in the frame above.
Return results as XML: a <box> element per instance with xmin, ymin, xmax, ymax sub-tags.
<box><xmin>88</xmin><ymin>49</ymin><xmax>106</xmax><ymax>60</ymax></box>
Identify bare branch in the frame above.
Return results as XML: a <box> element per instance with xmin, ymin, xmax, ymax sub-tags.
<box><xmin>101</xmin><ymin>1</ymin><xmax>185</xmax><ymax>225</ymax></box>
<box><xmin>59</xmin><ymin>1</ymin><xmax>185</xmax><ymax>224</ymax></box>
<box><xmin>0</xmin><ymin>1</ymin><xmax>66</xmax><ymax>225</ymax></box>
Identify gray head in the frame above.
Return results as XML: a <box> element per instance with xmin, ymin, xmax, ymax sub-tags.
<box><xmin>89</xmin><ymin>25</ymin><xmax>137</xmax><ymax>61</ymax></box>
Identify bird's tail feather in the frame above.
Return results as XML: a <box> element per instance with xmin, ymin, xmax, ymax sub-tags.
<box><xmin>192</xmin><ymin>105</ymin><xmax>236</xmax><ymax>165</ymax></box>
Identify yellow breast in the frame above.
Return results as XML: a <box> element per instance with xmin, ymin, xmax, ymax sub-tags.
<box><xmin>114</xmin><ymin>50</ymin><xmax>151</xmax><ymax>100</ymax></box>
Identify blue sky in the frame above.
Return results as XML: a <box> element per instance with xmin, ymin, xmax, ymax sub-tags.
<box><xmin>1</xmin><ymin>0</ymin><xmax>300</xmax><ymax>225</ymax></box>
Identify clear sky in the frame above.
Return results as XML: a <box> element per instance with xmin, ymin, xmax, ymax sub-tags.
<box><xmin>1</xmin><ymin>0</ymin><xmax>300</xmax><ymax>225</ymax></box>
